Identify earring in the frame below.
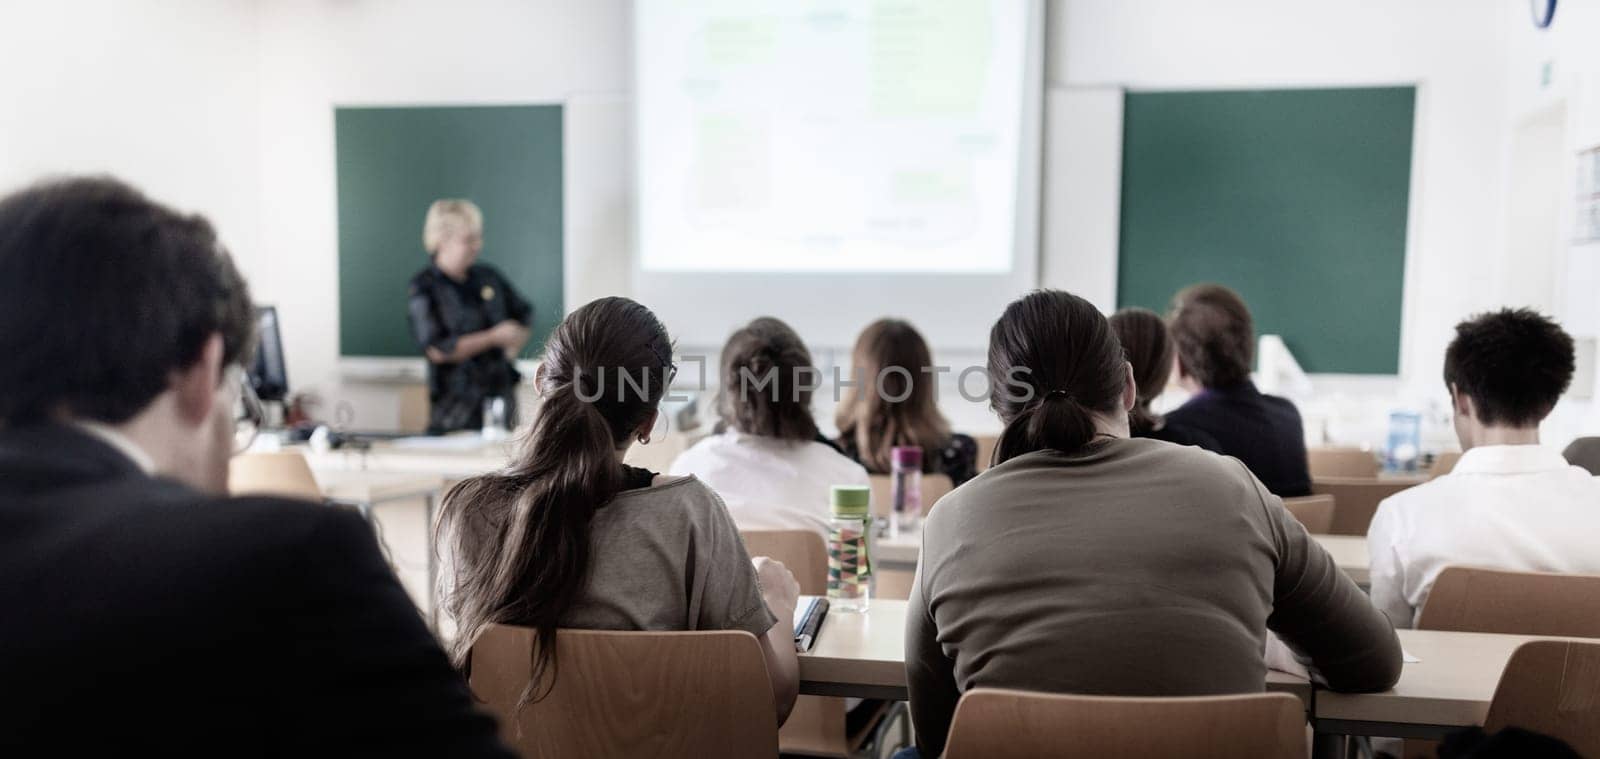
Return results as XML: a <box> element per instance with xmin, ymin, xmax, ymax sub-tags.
<box><xmin>638</xmin><ymin>433</ymin><xmax>651</xmax><ymax>445</ymax></box>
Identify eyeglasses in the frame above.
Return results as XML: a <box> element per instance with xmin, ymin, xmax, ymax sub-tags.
<box><xmin>229</xmin><ymin>365</ymin><xmax>265</xmax><ymax>455</ymax></box>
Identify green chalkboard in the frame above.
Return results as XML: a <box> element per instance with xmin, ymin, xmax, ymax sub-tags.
<box><xmin>335</xmin><ymin>105</ymin><xmax>563</xmax><ymax>358</ymax></box>
<box><xmin>1117</xmin><ymin>87</ymin><xmax>1414</xmax><ymax>374</ymax></box>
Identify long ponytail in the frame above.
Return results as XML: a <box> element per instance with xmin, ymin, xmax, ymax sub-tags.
<box><xmin>987</xmin><ymin>290</ymin><xmax>1128</xmax><ymax>466</ymax></box>
<box><xmin>436</xmin><ymin>297</ymin><xmax>673</xmax><ymax>703</ymax></box>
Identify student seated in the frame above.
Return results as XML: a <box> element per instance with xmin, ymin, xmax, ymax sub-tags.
<box><xmin>836</xmin><ymin>318</ymin><xmax>979</xmax><ymax>482</ymax></box>
<box><xmin>0</xmin><ymin>177</ymin><xmax>512</xmax><ymax>756</ymax></box>
<box><xmin>1367</xmin><ymin>309</ymin><xmax>1600</xmax><ymax>629</ymax></box>
<box><xmin>904</xmin><ymin>289</ymin><xmax>1401</xmax><ymax>758</ymax></box>
<box><xmin>1163</xmin><ymin>283</ymin><xmax>1312</xmax><ymax>496</ymax></box>
<box><xmin>437</xmin><ymin>297</ymin><xmax>802</xmax><ymax>724</ymax></box>
<box><xmin>670</xmin><ymin>317</ymin><xmax>869</xmax><ymax>536</ymax></box>
<box><xmin>1108</xmin><ymin>306</ymin><xmax>1217</xmax><ymax>448</ymax></box>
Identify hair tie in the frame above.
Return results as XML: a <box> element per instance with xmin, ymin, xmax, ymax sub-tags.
<box><xmin>1045</xmin><ymin>389</ymin><xmax>1073</xmax><ymax>402</ymax></box>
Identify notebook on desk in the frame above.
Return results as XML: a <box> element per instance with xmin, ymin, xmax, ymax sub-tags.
<box><xmin>794</xmin><ymin>595</ymin><xmax>829</xmax><ymax>653</ymax></box>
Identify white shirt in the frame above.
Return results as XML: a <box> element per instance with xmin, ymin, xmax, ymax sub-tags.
<box><xmin>1367</xmin><ymin>444</ymin><xmax>1600</xmax><ymax>629</ymax></box>
<box><xmin>669</xmin><ymin>430</ymin><xmax>870</xmax><ymax>538</ymax></box>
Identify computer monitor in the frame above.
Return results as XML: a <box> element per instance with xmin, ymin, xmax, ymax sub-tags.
<box><xmin>248</xmin><ymin>306</ymin><xmax>289</xmax><ymax>403</ymax></box>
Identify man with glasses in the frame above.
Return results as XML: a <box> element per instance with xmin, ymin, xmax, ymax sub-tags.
<box><xmin>0</xmin><ymin>177</ymin><xmax>512</xmax><ymax>757</ymax></box>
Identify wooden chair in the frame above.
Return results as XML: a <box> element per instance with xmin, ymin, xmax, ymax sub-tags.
<box><xmin>469</xmin><ymin>624</ymin><xmax>778</xmax><ymax>759</ymax></box>
<box><xmin>228</xmin><ymin>450</ymin><xmax>322</xmax><ymax>500</ymax></box>
<box><xmin>974</xmin><ymin>434</ymin><xmax>999</xmax><ymax>472</ymax></box>
<box><xmin>398</xmin><ymin>382</ymin><xmax>430</xmax><ymax>433</ymax></box>
<box><xmin>741</xmin><ymin>530</ymin><xmax>828</xmax><ymax>595</ymax></box>
<box><xmin>1428</xmin><ymin>450</ymin><xmax>1462</xmax><ymax>478</ymax></box>
<box><xmin>1282</xmin><ymin>495</ymin><xmax>1335</xmax><ymax>534</ymax></box>
<box><xmin>942</xmin><ymin>689</ymin><xmax>1307</xmax><ymax>759</ymax></box>
<box><xmin>1307</xmin><ymin>447</ymin><xmax>1380</xmax><ymax>479</ymax></box>
<box><xmin>868</xmin><ymin>473</ymin><xmax>954</xmax><ymax>520</ymax></box>
<box><xmin>1484</xmin><ymin>640</ymin><xmax>1600</xmax><ymax>757</ymax></box>
<box><xmin>1311</xmin><ymin>477</ymin><xmax>1421</xmax><ymax>536</ymax></box>
<box><xmin>740</xmin><ymin>530</ymin><xmax>885</xmax><ymax>757</ymax></box>
<box><xmin>1562</xmin><ymin>436</ymin><xmax>1600</xmax><ymax>475</ymax></box>
<box><xmin>1416</xmin><ymin>566</ymin><xmax>1600</xmax><ymax>637</ymax></box>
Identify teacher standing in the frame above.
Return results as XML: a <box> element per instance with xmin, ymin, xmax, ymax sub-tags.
<box><xmin>407</xmin><ymin>199</ymin><xmax>533</xmax><ymax>434</ymax></box>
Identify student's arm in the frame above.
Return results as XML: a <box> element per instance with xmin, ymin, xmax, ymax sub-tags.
<box><xmin>1248</xmin><ymin>464</ymin><xmax>1402</xmax><ymax>693</ymax></box>
<box><xmin>273</xmin><ymin>504</ymin><xmax>513</xmax><ymax>757</ymax></box>
<box><xmin>906</xmin><ymin>559</ymin><xmax>960</xmax><ymax>757</ymax></box>
<box><xmin>1365</xmin><ymin>501</ymin><xmax>1416</xmax><ymax>629</ymax></box>
<box><xmin>752</xmin><ymin>557</ymin><xmax>801</xmax><ymax>724</ymax></box>
<box><xmin>694</xmin><ymin>491</ymin><xmax>798</xmax><ymax>725</ymax></box>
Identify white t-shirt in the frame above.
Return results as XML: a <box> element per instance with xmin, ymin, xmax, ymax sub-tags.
<box><xmin>1367</xmin><ymin>444</ymin><xmax>1600</xmax><ymax>629</ymax></box>
<box><xmin>669</xmin><ymin>430</ymin><xmax>870</xmax><ymax>537</ymax></box>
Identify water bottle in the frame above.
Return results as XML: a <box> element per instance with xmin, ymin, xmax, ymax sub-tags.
<box><xmin>1386</xmin><ymin>410</ymin><xmax>1421</xmax><ymax>472</ymax></box>
<box><xmin>481</xmin><ymin>396</ymin><xmax>509</xmax><ymax>442</ymax></box>
<box><xmin>890</xmin><ymin>446</ymin><xmax>923</xmax><ymax>535</ymax></box>
<box><xmin>827</xmin><ymin>485</ymin><xmax>872</xmax><ymax>612</ymax></box>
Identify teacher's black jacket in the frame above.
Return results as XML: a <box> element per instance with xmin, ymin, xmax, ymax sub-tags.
<box><xmin>0</xmin><ymin>424</ymin><xmax>513</xmax><ymax>758</ymax></box>
<box><xmin>407</xmin><ymin>263</ymin><xmax>533</xmax><ymax>433</ymax></box>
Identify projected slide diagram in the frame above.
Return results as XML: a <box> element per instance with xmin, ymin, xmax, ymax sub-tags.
<box><xmin>637</xmin><ymin>0</ymin><xmax>1030</xmax><ymax>273</ymax></box>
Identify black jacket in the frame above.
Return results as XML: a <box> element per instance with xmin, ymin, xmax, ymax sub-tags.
<box><xmin>407</xmin><ymin>263</ymin><xmax>533</xmax><ymax>433</ymax></box>
<box><xmin>0</xmin><ymin>424</ymin><xmax>512</xmax><ymax>757</ymax></box>
<box><xmin>1162</xmin><ymin>382</ymin><xmax>1313</xmax><ymax>497</ymax></box>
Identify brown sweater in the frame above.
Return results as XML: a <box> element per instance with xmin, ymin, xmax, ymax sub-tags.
<box><xmin>906</xmin><ymin>438</ymin><xmax>1401</xmax><ymax>756</ymax></box>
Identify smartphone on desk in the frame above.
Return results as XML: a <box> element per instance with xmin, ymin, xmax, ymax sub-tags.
<box><xmin>793</xmin><ymin>595</ymin><xmax>829</xmax><ymax>653</ymax></box>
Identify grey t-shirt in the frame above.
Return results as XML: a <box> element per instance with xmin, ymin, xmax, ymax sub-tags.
<box><xmin>563</xmin><ymin>474</ymin><xmax>778</xmax><ymax>637</ymax></box>
<box><xmin>907</xmin><ymin>438</ymin><xmax>1401</xmax><ymax>756</ymax></box>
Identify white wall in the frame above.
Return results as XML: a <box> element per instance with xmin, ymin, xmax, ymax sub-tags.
<box><xmin>0</xmin><ymin>0</ymin><xmax>261</xmax><ymax>267</ymax></box>
<box><xmin>1502</xmin><ymin>0</ymin><xmax>1600</xmax><ymax>439</ymax></box>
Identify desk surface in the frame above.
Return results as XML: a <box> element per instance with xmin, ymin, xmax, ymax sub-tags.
<box><xmin>798</xmin><ymin>601</ymin><xmax>1545</xmax><ymax>737</ymax></box>
<box><xmin>315</xmin><ymin>469</ymin><xmax>445</xmax><ymax>504</ymax></box>
<box><xmin>876</xmin><ymin>531</ymin><xmax>1369</xmax><ymax>586</ymax></box>
<box><xmin>798</xmin><ymin>600</ymin><xmax>1309</xmax><ymax>704</ymax></box>
<box><xmin>1316</xmin><ymin>629</ymin><xmax>1566</xmax><ymax>736</ymax></box>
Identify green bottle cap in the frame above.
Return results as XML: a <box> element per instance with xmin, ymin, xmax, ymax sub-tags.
<box><xmin>830</xmin><ymin>485</ymin><xmax>871</xmax><ymax>518</ymax></box>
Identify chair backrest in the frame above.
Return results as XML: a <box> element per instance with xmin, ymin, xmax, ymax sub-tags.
<box><xmin>398</xmin><ymin>382</ymin><xmax>430</xmax><ymax>434</ymax></box>
<box><xmin>1429</xmin><ymin>450</ymin><xmax>1462</xmax><ymax>478</ymax></box>
<box><xmin>1282</xmin><ymin>495</ymin><xmax>1336</xmax><ymax>534</ymax></box>
<box><xmin>974</xmin><ymin>434</ymin><xmax>1000</xmax><ymax>472</ymax></box>
<box><xmin>868</xmin><ymin>473</ymin><xmax>955</xmax><ymax>519</ymax></box>
<box><xmin>469</xmin><ymin>625</ymin><xmax>778</xmax><ymax>759</ymax></box>
<box><xmin>943</xmin><ymin>689</ymin><xmax>1306</xmax><ymax>759</ymax></box>
<box><xmin>1562</xmin><ymin>436</ymin><xmax>1600</xmax><ymax>476</ymax></box>
<box><xmin>1307</xmin><ymin>447</ymin><xmax>1380</xmax><ymax>479</ymax></box>
<box><xmin>1416</xmin><ymin>566</ymin><xmax>1600</xmax><ymax>637</ymax></box>
<box><xmin>1311</xmin><ymin>477</ymin><xmax>1420</xmax><ymax>536</ymax></box>
<box><xmin>741</xmin><ymin>529</ymin><xmax>828</xmax><ymax>596</ymax></box>
<box><xmin>1485</xmin><ymin>640</ymin><xmax>1600</xmax><ymax>757</ymax></box>
<box><xmin>228</xmin><ymin>450</ymin><xmax>322</xmax><ymax>500</ymax></box>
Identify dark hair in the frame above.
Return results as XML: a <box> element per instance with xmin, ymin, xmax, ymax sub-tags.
<box><xmin>717</xmin><ymin>317</ymin><xmax>821</xmax><ymax>441</ymax></box>
<box><xmin>1443</xmin><ymin>308</ymin><xmax>1574</xmax><ymax>427</ymax></box>
<box><xmin>1109</xmin><ymin>307</ymin><xmax>1175</xmax><ymax>433</ymax></box>
<box><xmin>436</xmin><ymin>296</ymin><xmax>673</xmax><ymax>699</ymax></box>
<box><xmin>1168</xmin><ymin>283</ymin><xmax>1255</xmax><ymax>389</ymax></box>
<box><xmin>0</xmin><ymin>176</ymin><xmax>254</xmax><ymax>425</ymax></box>
<box><xmin>987</xmin><ymin>290</ymin><xmax>1128</xmax><ymax>465</ymax></box>
<box><xmin>835</xmin><ymin>318</ymin><xmax>952</xmax><ymax>473</ymax></box>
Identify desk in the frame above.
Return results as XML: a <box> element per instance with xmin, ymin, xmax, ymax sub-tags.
<box><xmin>1316</xmin><ymin>536</ymin><xmax>1369</xmax><ymax>586</ymax></box>
<box><xmin>875</xmin><ymin>531</ymin><xmax>1370</xmax><ymax>588</ymax></box>
<box><xmin>1314</xmin><ymin>629</ymin><xmax>1568</xmax><ymax>740</ymax></box>
<box><xmin>314</xmin><ymin>469</ymin><xmax>447</xmax><ymax>629</ymax></box>
<box><xmin>798</xmin><ymin>601</ymin><xmax>1311</xmax><ymax>706</ymax></box>
<box><xmin>302</xmin><ymin>436</ymin><xmax>513</xmax><ymax>479</ymax></box>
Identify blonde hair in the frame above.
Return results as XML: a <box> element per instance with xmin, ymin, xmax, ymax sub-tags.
<box><xmin>422</xmin><ymin>199</ymin><xmax>483</xmax><ymax>253</ymax></box>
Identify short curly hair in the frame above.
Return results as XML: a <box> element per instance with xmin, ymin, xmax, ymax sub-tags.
<box><xmin>1443</xmin><ymin>308</ymin><xmax>1574</xmax><ymax>427</ymax></box>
